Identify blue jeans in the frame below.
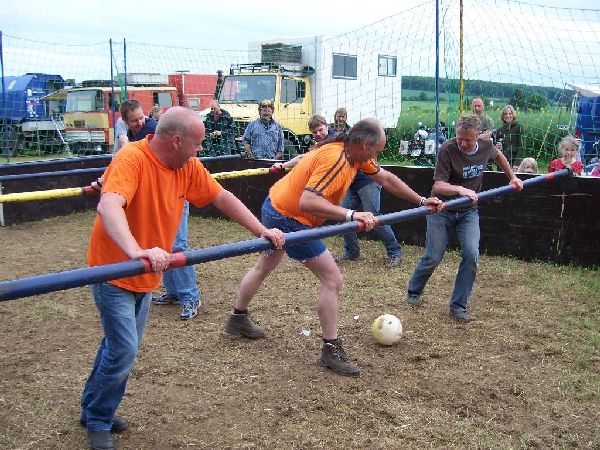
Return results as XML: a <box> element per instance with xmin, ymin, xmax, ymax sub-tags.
<box><xmin>261</xmin><ymin>196</ymin><xmax>327</xmax><ymax>261</ymax></box>
<box><xmin>163</xmin><ymin>201</ymin><xmax>200</xmax><ymax>306</ymax></box>
<box><xmin>340</xmin><ymin>182</ymin><xmax>402</xmax><ymax>258</ymax></box>
<box><xmin>407</xmin><ymin>209</ymin><xmax>480</xmax><ymax>312</ymax></box>
<box><xmin>80</xmin><ymin>282</ymin><xmax>151</xmax><ymax>430</ymax></box>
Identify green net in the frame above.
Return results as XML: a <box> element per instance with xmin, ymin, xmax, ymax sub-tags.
<box><xmin>1</xmin><ymin>0</ymin><xmax>599</xmax><ymax>169</ymax></box>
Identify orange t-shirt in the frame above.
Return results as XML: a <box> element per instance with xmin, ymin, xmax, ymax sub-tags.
<box><xmin>87</xmin><ymin>137</ymin><xmax>223</xmax><ymax>292</ymax></box>
<box><xmin>269</xmin><ymin>142</ymin><xmax>380</xmax><ymax>227</ymax></box>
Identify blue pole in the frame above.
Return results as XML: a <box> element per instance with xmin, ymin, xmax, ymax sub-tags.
<box><xmin>435</xmin><ymin>0</ymin><xmax>440</xmax><ymax>155</ymax></box>
<box><xmin>0</xmin><ymin>154</ymin><xmax>243</xmax><ymax>182</ymax></box>
<box><xmin>0</xmin><ymin>169</ymin><xmax>570</xmax><ymax>302</ymax></box>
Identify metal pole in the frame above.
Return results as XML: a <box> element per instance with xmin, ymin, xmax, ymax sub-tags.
<box><xmin>0</xmin><ymin>169</ymin><xmax>571</xmax><ymax>302</ymax></box>
<box><xmin>123</xmin><ymin>38</ymin><xmax>127</xmax><ymax>98</ymax></box>
<box><xmin>0</xmin><ymin>31</ymin><xmax>9</xmax><ymax>163</ymax></box>
<box><xmin>110</xmin><ymin>39</ymin><xmax>116</xmax><ymax>148</ymax></box>
<box><xmin>459</xmin><ymin>0</ymin><xmax>465</xmax><ymax>114</ymax></box>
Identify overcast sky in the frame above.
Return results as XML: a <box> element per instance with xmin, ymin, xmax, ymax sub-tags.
<box><xmin>2</xmin><ymin>0</ymin><xmax>597</xmax><ymax>49</ymax></box>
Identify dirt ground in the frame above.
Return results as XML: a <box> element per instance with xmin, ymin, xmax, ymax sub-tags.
<box><xmin>0</xmin><ymin>212</ymin><xmax>599</xmax><ymax>449</ymax></box>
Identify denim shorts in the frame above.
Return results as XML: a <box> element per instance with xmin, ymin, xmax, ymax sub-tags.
<box><xmin>261</xmin><ymin>196</ymin><xmax>327</xmax><ymax>262</ymax></box>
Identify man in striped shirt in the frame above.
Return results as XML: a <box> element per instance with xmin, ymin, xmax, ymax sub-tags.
<box><xmin>224</xmin><ymin>118</ymin><xmax>443</xmax><ymax>377</ymax></box>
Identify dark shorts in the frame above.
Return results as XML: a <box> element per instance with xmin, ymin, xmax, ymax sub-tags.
<box><xmin>261</xmin><ymin>196</ymin><xmax>327</xmax><ymax>262</ymax></box>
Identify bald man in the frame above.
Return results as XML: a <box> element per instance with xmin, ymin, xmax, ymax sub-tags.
<box><xmin>80</xmin><ymin>107</ymin><xmax>285</xmax><ymax>450</ymax></box>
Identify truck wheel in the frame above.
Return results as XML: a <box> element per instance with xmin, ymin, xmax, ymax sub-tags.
<box><xmin>1</xmin><ymin>124</ymin><xmax>22</xmax><ymax>157</ymax></box>
<box><xmin>283</xmin><ymin>138</ymin><xmax>298</xmax><ymax>160</ymax></box>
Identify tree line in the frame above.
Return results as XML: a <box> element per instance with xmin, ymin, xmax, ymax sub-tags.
<box><xmin>402</xmin><ymin>76</ymin><xmax>574</xmax><ymax>110</ymax></box>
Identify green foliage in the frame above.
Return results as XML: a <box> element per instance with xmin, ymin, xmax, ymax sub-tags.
<box><xmin>382</xmin><ymin>96</ymin><xmax>570</xmax><ymax>169</ymax></box>
<box><xmin>402</xmin><ymin>76</ymin><xmax>573</xmax><ymax>107</ymax></box>
<box><xmin>526</xmin><ymin>92</ymin><xmax>549</xmax><ymax>111</ymax></box>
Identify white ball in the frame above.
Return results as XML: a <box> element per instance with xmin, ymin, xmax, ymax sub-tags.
<box><xmin>371</xmin><ymin>314</ymin><xmax>403</xmax><ymax>345</ymax></box>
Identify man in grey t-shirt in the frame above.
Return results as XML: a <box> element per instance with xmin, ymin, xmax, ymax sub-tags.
<box><xmin>471</xmin><ymin>96</ymin><xmax>494</xmax><ymax>141</ymax></box>
<box><xmin>405</xmin><ymin>114</ymin><xmax>523</xmax><ymax>323</ymax></box>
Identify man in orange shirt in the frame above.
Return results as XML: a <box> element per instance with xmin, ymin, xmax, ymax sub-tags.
<box><xmin>81</xmin><ymin>107</ymin><xmax>284</xmax><ymax>450</ymax></box>
<box><xmin>224</xmin><ymin>118</ymin><xmax>443</xmax><ymax>377</ymax></box>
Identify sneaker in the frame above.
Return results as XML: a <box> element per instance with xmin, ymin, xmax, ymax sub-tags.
<box><xmin>385</xmin><ymin>255</ymin><xmax>402</xmax><ymax>268</ymax></box>
<box><xmin>179</xmin><ymin>302</ymin><xmax>198</xmax><ymax>320</ymax></box>
<box><xmin>449</xmin><ymin>308</ymin><xmax>470</xmax><ymax>323</ymax></box>
<box><xmin>224</xmin><ymin>312</ymin><xmax>266</xmax><ymax>339</ymax></box>
<box><xmin>334</xmin><ymin>253</ymin><xmax>360</xmax><ymax>264</ymax></box>
<box><xmin>406</xmin><ymin>293</ymin><xmax>421</xmax><ymax>307</ymax></box>
<box><xmin>319</xmin><ymin>341</ymin><xmax>360</xmax><ymax>377</ymax></box>
<box><xmin>152</xmin><ymin>293</ymin><xmax>178</xmax><ymax>305</ymax></box>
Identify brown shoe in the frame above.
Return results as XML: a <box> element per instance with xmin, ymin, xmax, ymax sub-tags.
<box><xmin>224</xmin><ymin>312</ymin><xmax>266</xmax><ymax>339</ymax></box>
<box><xmin>319</xmin><ymin>341</ymin><xmax>360</xmax><ymax>377</ymax></box>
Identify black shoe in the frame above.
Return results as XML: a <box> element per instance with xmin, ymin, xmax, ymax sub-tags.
<box><xmin>449</xmin><ymin>308</ymin><xmax>470</xmax><ymax>323</ymax></box>
<box><xmin>224</xmin><ymin>312</ymin><xmax>266</xmax><ymax>339</ymax></box>
<box><xmin>406</xmin><ymin>293</ymin><xmax>421</xmax><ymax>307</ymax></box>
<box><xmin>319</xmin><ymin>341</ymin><xmax>360</xmax><ymax>377</ymax></box>
<box><xmin>87</xmin><ymin>429</ymin><xmax>115</xmax><ymax>450</ymax></box>
<box><xmin>80</xmin><ymin>416</ymin><xmax>128</xmax><ymax>433</ymax></box>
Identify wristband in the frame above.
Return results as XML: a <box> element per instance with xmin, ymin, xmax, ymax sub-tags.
<box><xmin>97</xmin><ymin>177</ymin><xmax>103</xmax><ymax>187</ymax></box>
<box><xmin>345</xmin><ymin>209</ymin><xmax>355</xmax><ymax>222</ymax></box>
<box><xmin>419</xmin><ymin>197</ymin><xmax>426</xmax><ymax>206</ymax></box>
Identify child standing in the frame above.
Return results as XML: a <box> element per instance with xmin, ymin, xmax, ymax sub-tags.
<box><xmin>517</xmin><ymin>157</ymin><xmax>538</xmax><ymax>174</ymax></box>
<box><xmin>548</xmin><ymin>136</ymin><xmax>584</xmax><ymax>176</ymax></box>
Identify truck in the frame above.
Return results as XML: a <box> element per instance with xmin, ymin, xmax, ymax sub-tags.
<box><xmin>567</xmin><ymin>83</ymin><xmax>600</xmax><ymax>168</ymax></box>
<box><xmin>62</xmin><ymin>73</ymin><xmax>216</xmax><ymax>154</ymax></box>
<box><xmin>0</xmin><ymin>73</ymin><xmax>67</xmax><ymax>156</ymax></box>
<box><xmin>215</xmin><ymin>37</ymin><xmax>402</xmax><ymax>157</ymax></box>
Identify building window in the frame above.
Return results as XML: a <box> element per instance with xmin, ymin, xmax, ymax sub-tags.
<box><xmin>332</xmin><ymin>53</ymin><xmax>357</xmax><ymax>80</ymax></box>
<box><xmin>280</xmin><ymin>78</ymin><xmax>305</xmax><ymax>104</ymax></box>
<box><xmin>153</xmin><ymin>92</ymin><xmax>173</xmax><ymax>108</ymax></box>
<box><xmin>187</xmin><ymin>98</ymin><xmax>200</xmax><ymax>109</ymax></box>
<box><xmin>378</xmin><ymin>55</ymin><xmax>397</xmax><ymax>77</ymax></box>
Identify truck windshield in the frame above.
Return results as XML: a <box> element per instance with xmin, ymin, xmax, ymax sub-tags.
<box><xmin>219</xmin><ymin>75</ymin><xmax>276</xmax><ymax>103</ymax></box>
<box><xmin>66</xmin><ymin>90</ymin><xmax>103</xmax><ymax>113</ymax></box>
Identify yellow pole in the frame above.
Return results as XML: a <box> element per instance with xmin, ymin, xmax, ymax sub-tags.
<box><xmin>0</xmin><ymin>187</ymin><xmax>89</xmax><ymax>203</ymax></box>
<box><xmin>0</xmin><ymin>167</ymin><xmax>289</xmax><ymax>203</ymax></box>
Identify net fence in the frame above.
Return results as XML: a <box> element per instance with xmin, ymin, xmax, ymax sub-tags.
<box><xmin>1</xmin><ymin>0</ymin><xmax>599</xmax><ymax>172</ymax></box>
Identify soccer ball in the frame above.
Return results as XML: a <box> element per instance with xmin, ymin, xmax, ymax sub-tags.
<box><xmin>371</xmin><ymin>314</ymin><xmax>403</xmax><ymax>345</ymax></box>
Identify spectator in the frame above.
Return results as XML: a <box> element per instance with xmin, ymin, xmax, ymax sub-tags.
<box><xmin>224</xmin><ymin>118</ymin><xmax>442</xmax><ymax>377</ymax></box>
<box><xmin>126</xmin><ymin>100</ymin><xmax>158</xmax><ymax>142</ymax></box>
<box><xmin>330</xmin><ymin>107</ymin><xmax>351</xmax><ymax>133</ymax></box>
<box><xmin>471</xmin><ymin>97</ymin><xmax>494</xmax><ymax>141</ymax></box>
<box><xmin>548</xmin><ymin>136</ymin><xmax>584</xmax><ymax>176</ymax></box>
<box><xmin>406</xmin><ymin>114</ymin><xmax>523</xmax><ymax>323</ymax></box>
<box><xmin>81</xmin><ymin>107</ymin><xmax>284</xmax><ymax>450</ymax></box>
<box><xmin>112</xmin><ymin>117</ymin><xmax>128</xmax><ymax>154</ymax></box>
<box><xmin>495</xmin><ymin>104</ymin><xmax>525</xmax><ymax>169</ymax></box>
<box><xmin>242</xmin><ymin>99</ymin><xmax>283</xmax><ymax>160</ymax></box>
<box><xmin>517</xmin><ymin>157</ymin><xmax>538</xmax><ymax>174</ymax></box>
<box><xmin>93</xmin><ymin>99</ymin><xmax>156</xmax><ymax>190</ymax></box>
<box><xmin>271</xmin><ymin>114</ymin><xmax>336</xmax><ymax>171</ymax></box>
<box><xmin>203</xmin><ymin>100</ymin><xmax>235</xmax><ymax>156</ymax></box>
<box><xmin>149</xmin><ymin>106</ymin><xmax>163</xmax><ymax>121</ymax></box>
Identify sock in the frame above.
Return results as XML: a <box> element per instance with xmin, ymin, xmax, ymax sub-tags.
<box><xmin>233</xmin><ymin>308</ymin><xmax>248</xmax><ymax>315</ymax></box>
